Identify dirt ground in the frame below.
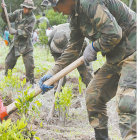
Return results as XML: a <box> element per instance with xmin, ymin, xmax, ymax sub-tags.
<box><xmin>0</xmin><ymin>64</ymin><xmax>122</xmax><ymax>140</ymax></box>
<box><xmin>30</xmin><ymin>77</ymin><xmax>122</xmax><ymax>140</ymax></box>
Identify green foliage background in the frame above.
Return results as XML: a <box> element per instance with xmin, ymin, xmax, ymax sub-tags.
<box><xmin>45</xmin><ymin>9</ymin><xmax>68</xmax><ymax>26</ymax></box>
<box><xmin>38</xmin><ymin>21</ymin><xmax>48</xmax><ymax>46</ymax></box>
<box><xmin>122</xmin><ymin>0</ymin><xmax>136</xmax><ymax>11</ymax></box>
<box><xmin>0</xmin><ymin>0</ymin><xmax>136</xmax><ymax>35</ymax></box>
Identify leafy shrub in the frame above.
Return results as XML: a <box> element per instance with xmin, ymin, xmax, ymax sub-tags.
<box><xmin>0</xmin><ymin>115</ymin><xmax>37</xmax><ymax>140</ymax></box>
<box><xmin>55</xmin><ymin>86</ymin><xmax>73</xmax><ymax>112</ymax></box>
<box><xmin>15</xmin><ymin>86</ymin><xmax>42</xmax><ymax>122</ymax></box>
<box><xmin>38</xmin><ymin>21</ymin><xmax>48</xmax><ymax>46</ymax></box>
<box><xmin>15</xmin><ymin>85</ymin><xmax>35</xmax><ymax>115</ymax></box>
<box><xmin>0</xmin><ymin>69</ymin><xmax>21</xmax><ymax>91</ymax></box>
<box><xmin>45</xmin><ymin>9</ymin><xmax>68</xmax><ymax>26</ymax></box>
<box><xmin>0</xmin><ymin>69</ymin><xmax>41</xmax><ymax>139</ymax></box>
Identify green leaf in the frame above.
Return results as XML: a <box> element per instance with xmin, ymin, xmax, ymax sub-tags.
<box><xmin>40</xmin><ymin>121</ymin><xmax>43</xmax><ymax>128</ymax></box>
<box><xmin>35</xmin><ymin>137</ymin><xmax>41</xmax><ymax>140</ymax></box>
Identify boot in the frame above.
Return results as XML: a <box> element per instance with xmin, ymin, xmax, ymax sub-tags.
<box><xmin>94</xmin><ymin>128</ymin><xmax>109</xmax><ymax>140</ymax></box>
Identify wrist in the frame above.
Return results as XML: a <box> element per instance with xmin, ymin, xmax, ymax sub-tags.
<box><xmin>92</xmin><ymin>42</ymin><xmax>98</xmax><ymax>52</ymax></box>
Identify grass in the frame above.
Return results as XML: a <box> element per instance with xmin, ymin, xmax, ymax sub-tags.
<box><xmin>0</xmin><ymin>44</ymin><xmax>54</xmax><ymax>79</ymax></box>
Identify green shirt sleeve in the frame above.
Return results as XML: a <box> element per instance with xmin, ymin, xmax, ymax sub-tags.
<box><xmin>50</xmin><ymin>18</ymin><xmax>84</xmax><ymax>75</ymax></box>
<box><xmin>1</xmin><ymin>9</ymin><xmax>18</xmax><ymax>23</ymax></box>
<box><xmin>17</xmin><ymin>16</ymin><xmax>36</xmax><ymax>38</ymax></box>
<box><xmin>84</xmin><ymin>3</ymin><xmax>122</xmax><ymax>53</ymax></box>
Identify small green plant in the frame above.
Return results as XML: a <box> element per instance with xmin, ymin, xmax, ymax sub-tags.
<box><xmin>0</xmin><ymin>69</ymin><xmax>24</xmax><ymax>105</ymax></box>
<box><xmin>55</xmin><ymin>86</ymin><xmax>73</xmax><ymax>113</ymax></box>
<box><xmin>45</xmin><ymin>9</ymin><xmax>68</xmax><ymax>26</ymax></box>
<box><xmin>34</xmin><ymin>64</ymin><xmax>50</xmax><ymax>78</ymax></box>
<box><xmin>55</xmin><ymin>86</ymin><xmax>73</xmax><ymax>125</ymax></box>
<box><xmin>15</xmin><ymin>81</ymin><xmax>42</xmax><ymax>120</ymax></box>
<box><xmin>0</xmin><ymin>115</ymin><xmax>37</xmax><ymax>140</ymax></box>
<box><xmin>0</xmin><ymin>69</ymin><xmax>21</xmax><ymax>91</ymax></box>
<box><xmin>15</xmin><ymin>86</ymin><xmax>35</xmax><ymax>115</ymax></box>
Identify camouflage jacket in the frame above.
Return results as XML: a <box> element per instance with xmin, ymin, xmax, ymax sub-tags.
<box><xmin>48</xmin><ymin>23</ymin><xmax>89</xmax><ymax>55</ymax></box>
<box><xmin>50</xmin><ymin>0</ymin><xmax>136</xmax><ymax>75</ymax></box>
<box><xmin>48</xmin><ymin>23</ymin><xmax>70</xmax><ymax>54</ymax></box>
<box><xmin>2</xmin><ymin>9</ymin><xmax>36</xmax><ymax>56</ymax></box>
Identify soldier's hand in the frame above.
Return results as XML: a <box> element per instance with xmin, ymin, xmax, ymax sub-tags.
<box><xmin>39</xmin><ymin>73</ymin><xmax>54</xmax><ymax>94</ymax></box>
<box><xmin>9</xmin><ymin>28</ymin><xmax>17</xmax><ymax>35</ymax></box>
<box><xmin>83</xmin><ymin>43</ymin><xmax>97</xmax><ymax>66</ymax></box>
<box><xmin>1</xmin><ymin>3</ymin><xmax>6</xmax><ymax>8</ymax></box>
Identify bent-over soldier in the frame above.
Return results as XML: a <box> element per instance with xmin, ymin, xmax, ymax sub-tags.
<box><xmin>48</xmin><ymin>23</ymin><xmax>93</xmax><ymax>87</ymax></box>
<box><xmin>40</xmin><ymin>0</ymin><xmax>136</xmax><ymax>139</ymax></box>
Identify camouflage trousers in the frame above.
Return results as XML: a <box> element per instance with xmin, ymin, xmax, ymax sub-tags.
<box><xmin>5</xmin><ymin>47</ymin><xmax>35</xmax><ymax>84</ymax></box>
<box><xmin>86</xmin><ymin>52</ymin><xmax>136</xmax><ymax>139</ymax></box>
<box><xmin>52</xmin><ymin>53</ymin><xmax>93</xmax><ymax>87</ymax></box>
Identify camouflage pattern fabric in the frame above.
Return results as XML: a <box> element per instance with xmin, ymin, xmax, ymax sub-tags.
<box><xmin>50</xmin><ymin>30</ymin><xmax>68</xmax><ymax>54</ymax></box>
<box><xmin>20</xmin><ymin>0</ymin><xmax>36</xmax><ymax>9</ymax></box>
<box><xmin>2</xmin><ymin>9</ymin><xmax>36</xmax><ymax>56</ymax></box>
<box><xmin>117</xmin><ymin>52</ymin><xmax>136</xmax><ymax>139</ymax></box>
<box><xmin>47</xmin><ymin>0</ymin><xmax>136</xmax><ymax>139</ymax></box>
<box><xmin>5</xmin><ymin>47</ymin><xmax>35</xmax><ymax>84</ymax></box>
<box><xmin>49</xmin><ymin>0</ymin><xmax>136</xmax><ymax>75</ymax></box>
<box><xmin>86</xmin><ymin>62</ymin><xmax>121</xmax><ymax>129</ymax></box>
<box><xmin>48</xmin><ymin>23</ymin><xmax>93</xmax><ymax>86</ymax></box>
<box><xmin>1</xmin><ymin>9</ymin><xmax>36</xmax><ymax>83</ymax></box>
<box><xmin>86</xmin><ymin>52</ymin><xmax>136</xmax><ymax>138</ymax></box>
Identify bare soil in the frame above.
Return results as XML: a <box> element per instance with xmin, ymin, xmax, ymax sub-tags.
<box><xmin>1</xmin><ymin>71</ymin><xmax>122</xmax><ymax>140</ymax></box>
<box><xmin>30</xmin><ymin>77</ymin><xmax>122</xmax><ymax>140</ymax></box>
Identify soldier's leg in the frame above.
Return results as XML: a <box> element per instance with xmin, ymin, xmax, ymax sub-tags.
<box><xmin>117</xmin><ymin>52</ymin><xmax>136</xmax><ymax>140</ymax></box>
<box><xmin>86</xmin><ymin>63</ymin><xmax>121</xmax><ymax>139</ymax></box>
<box><xmin>5</xmin><ymin>47</ymin><xmax>18</xmax><ymax>75</ymax></box>
<box><xmin>22</xmin><ymin>51</ymin><xmax>35</xmax><ymax>84</ymax></box>
<box><xmin>77</xmin><ymin>62</ymin><xmax>93</xmax><ymax>87</ymax></box>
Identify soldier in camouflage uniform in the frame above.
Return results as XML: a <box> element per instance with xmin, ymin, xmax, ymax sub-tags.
<box><xmin>48</xmin><ymin>23</ymin><xmax>93</xmax><ymax>87</ymax></box>
<box><xmin>40</xmin><ymin>0</ymin><xmax>136</xmax><ymax>139</ymax></box>
<box><xmin>1</xmin><ymin>0</ymin><xmax>36</xmax><ymax>84</ymax></box>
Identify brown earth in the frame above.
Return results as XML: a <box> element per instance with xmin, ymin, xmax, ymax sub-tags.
<box><xmin>31</xmin><ymin>77</ymin><xmax>122</xmax><ymax>140</ymax></box>
<box><xmin>3</xmin><ymin>76</ymin><xmax>122</xmax><ymax>140</ymax></box>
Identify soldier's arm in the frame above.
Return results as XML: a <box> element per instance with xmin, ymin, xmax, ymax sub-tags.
<box><xmin>49</xmin><ymin>22</ymin><xmax>85</xmax><ymax>75</ymax></box>
<box><xmin>17</xmin><ymin>16</ymin><xmax>36</xmax><ymax>38</ymax></box>
<box><xmin>48</xmin><ymin>29</ymin><xmax>56</xmax><ymax>46</ymax></box>
<box><xmin>1</xmin><ymin>9</ymin><xmax>19</xmax><ymax>23</ymax></box>
<box><xmin>84</xmin><ymin>3</ymin><xmax>122</xmax><ymax>54</ymax></box>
